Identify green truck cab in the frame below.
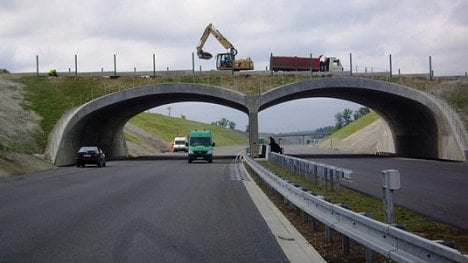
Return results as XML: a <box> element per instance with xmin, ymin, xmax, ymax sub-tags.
<box><xmin>187</xmin><ymin>130</ymin><xmax>215</xmax><ymax>163</ymax></box>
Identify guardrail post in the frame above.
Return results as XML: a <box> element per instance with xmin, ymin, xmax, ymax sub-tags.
<box><xmin>382</xmin><ymin>169</ymin><xmax>401</xmax><ymax>224</ymax></box>
<box><xmin>313</xmin><ymin>164</ymin><xmax>318</xmax><ymax>184</ymax></box>
<box><xmin>342</xmin><ymin>235</ymin><xmax>350</xmax><ymax>255</ymax></box>
<box><xmin>325</xmin><ymin>226</ymin><xmax>333</xmax><ymax>243</ymax></box>
<box><xmin>366</xmin><ymin>247</ymin><xmax>375</xmax><ymax>263</ymax></box>
<box><xmin>312</xmin><ymin>217</ymin><xmax>320</xmax><ymax>231</ymax></box>
<box><xmin>335</xmin><ymin>169</ymin><xmax>341</xmax><ymax>193</ymax></box>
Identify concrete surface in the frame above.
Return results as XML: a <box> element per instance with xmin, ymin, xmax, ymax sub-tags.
<box><xmin>46</xmin><ymin>78</ymin><xmax>467</xmax><ymax>166</ymax></box>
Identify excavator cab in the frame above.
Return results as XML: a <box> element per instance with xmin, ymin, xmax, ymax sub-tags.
<box><xmin>216</xmin><ymin>53</ymin><xmax>234</xmax><ymax>70</ymax></box>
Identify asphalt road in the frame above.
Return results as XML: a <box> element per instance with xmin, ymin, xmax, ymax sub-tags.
<box><xmin>0</xmin><ymin>160</ymin><xmax>289</xmax><ymax>263</ymax></box>
<box><xmin>282</xmin><ymin>144</ymin><xmax>468</xmax><ymax>230</ymax></box>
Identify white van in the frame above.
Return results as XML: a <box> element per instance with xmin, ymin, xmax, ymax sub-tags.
<box><xmin>173</xmin><ymin>137</ymin><xmax>188</xmax><ymax>152</ymax></box>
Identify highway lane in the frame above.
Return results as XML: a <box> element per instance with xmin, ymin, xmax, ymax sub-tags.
<box><xmin>0</xmin><ymin>160</ymin><xmax>289</xmax><ymax>262</ymax></box>
<box><xmin>282</xmin><ymin>144</ymin><xmax>468</xmax><ymax>230</ymax></box>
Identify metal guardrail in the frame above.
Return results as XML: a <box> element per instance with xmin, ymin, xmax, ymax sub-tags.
<box><xmin>268</xmin><ymin>152</ymin><xmax>352</xmax><ymax>193</ymax></box>
<box><xmin>243</xmin><ymin>154</ymin><xmax>468</xmax><ymax>263</ymax></box>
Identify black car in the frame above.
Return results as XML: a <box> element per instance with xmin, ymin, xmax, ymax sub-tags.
<box><xmin>76</xmin><ymin>146</ymin><xmax>106</xmax><ymax>167</ymax></box>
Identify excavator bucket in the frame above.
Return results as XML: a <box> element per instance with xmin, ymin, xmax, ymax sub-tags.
<box><xmin>198</xmin><ymin>52</ymin><xmax>213</xmax><ymax>60</ymax></box>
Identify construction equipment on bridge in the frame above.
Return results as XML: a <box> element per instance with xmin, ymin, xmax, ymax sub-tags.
<box><xmin>196</xmin><ymin>23</ymin><xmax>254</xmax><ymax>71</ymax></box>
<box><xmin>270</xmin><ymin>54</ymin><xmax>343</xmax><ymax>72</ymax></box>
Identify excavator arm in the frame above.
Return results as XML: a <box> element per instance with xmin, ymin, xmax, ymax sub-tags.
<box><xmin>196</xmin><ymin>23</ymin><xmax>238</xmax><ymax>60</ymax></box>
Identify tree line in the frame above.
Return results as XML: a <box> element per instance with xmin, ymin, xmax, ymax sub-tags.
<box><xmin>309</xmin><ymin>107</ymin><xmax>371</xmax><ymax>135</ymax></box>
<box><xmin>211</xmin><ymin>117</ymin><xmax>236</xmax><ymax>129</ymax></box>
<box><xmin>334</xmin><ymin>107</ymin><xmax>370</xmax><ymax>130</ymax></box>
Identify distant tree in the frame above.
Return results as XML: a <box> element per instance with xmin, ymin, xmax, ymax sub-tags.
<box><xmin>342</xmin><ymin>108</ymin><xmax>353</xmax><ymax>126</ymax></box>
<box><xmin>353</xmin><ymin>107</ymin><xmax>371</xmax><ymax>121</ymax></box>
<box><xmin>353</xmin><ymin>111</ymin><xmax>360</xmax><ymax>121</ymax></box>
<box><xmin>211</xmin><ymin>117</ymin><xmax>236</xmax><ymax>129</ymax></box>
<box><xmin>335</xmin><ymin>112</ymin><xmax>344</xmax><ymax>129</ymax></box>
<box><xmin>359</xmin><ymin>107</ymin><xmax>370</xmax><ymax>116</ymax></box>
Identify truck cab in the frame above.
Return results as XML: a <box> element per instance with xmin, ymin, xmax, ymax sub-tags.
<box><xmin>321</xmin><ymin>57</ymin><xmax>343</xmax><ymax>72</ymax></box>
<box><xmin>173</xmin><ymin>137</ymin><xmax>188</xmax><ymax>152</ymax></box>
<box><xmin>187</xmin><ymin>130</ymin><xmax>215</xmax><ymax>163</ymax></box>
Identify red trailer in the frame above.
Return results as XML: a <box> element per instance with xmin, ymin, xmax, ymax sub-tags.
<box><xmin>270</xmin><ymin>54</ymin><xmax>343</xmax><ymax>72</ymax></box>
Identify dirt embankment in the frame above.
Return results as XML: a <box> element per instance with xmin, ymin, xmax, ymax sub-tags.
<box><xmin>315</xmin><ymin>118</ymin><xmax>395</xmax><ymax>154</ymax></box>
<box><xmin>0</xmin><ymin>76</ymin><xmax>55</xmax><ymax>177</ymax></box>
<box><xmin>124</xmin><ymin>122</ymin><xmax>170</xmax><ymax>156</ymax></box>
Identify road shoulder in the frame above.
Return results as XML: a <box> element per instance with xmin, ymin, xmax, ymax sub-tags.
<box><xmin>240</xmin><ymin>163</ymin><xmax>326</xmax><ymax>263</ymax></box>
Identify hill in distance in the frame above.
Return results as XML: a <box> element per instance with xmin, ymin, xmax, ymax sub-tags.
<box><xmin>124</xmin><ymin>112</ymin><xmax>248</xmax><ymax>154</ymax></box>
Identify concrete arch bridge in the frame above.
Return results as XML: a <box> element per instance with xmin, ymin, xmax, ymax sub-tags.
<box><xmin>45</xmin><ymin>77</ymin><xmax>468</xmax><ymax>166</ymax></box>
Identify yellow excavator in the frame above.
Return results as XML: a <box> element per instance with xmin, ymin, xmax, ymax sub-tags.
<box><xmin>196</xmin><ymin>23</ymin><xmax>254</xmax><ymax>71</ymax></box>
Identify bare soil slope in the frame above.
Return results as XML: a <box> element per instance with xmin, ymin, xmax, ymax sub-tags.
<box><xmin>0</xmin><ymin>76</ymin><xmax>55</xmax><ymax>177</ymax></box>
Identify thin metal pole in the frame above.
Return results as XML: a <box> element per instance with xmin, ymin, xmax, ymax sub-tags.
<box><xmin>429</xmin><ymin>56</ymin><xmax>433</xmax><ymax>80</ymax></box>
<box><xmin>192</xmin><ymin>52</ymin><xmax>195</xmax><ymax>81</ymax></box>
<box><xmin>74</xmin><ymin>54</ymin><xmax>78</xmax><ymax>77</ymax></box>
<box><xmin>36</xmin><ymin>55</ymin><xmax>39</xmax><ymax>76</ymax></box>
<box><xmin>113</xmin><ymin>54</ymin><xmax>117</xmax><ymax>77</ymax></box>
<box><xmin>389</xmin><ymin>54</ymin><xmax>393</xmax><ymax>78</ymax></box>
<box><xmin>310</xmin><ymin>53</ymin><xmax>313</xmax><ymax>77</ymax></box>
<box><xmin>153</xmin><ymin>53</ymin><xmax>156</xmax><ymax>77</ymax></box>
<box><xmin>349</xmin><ymin>53</ymin><xmax>353</xmax><ymax>76</ymax></box>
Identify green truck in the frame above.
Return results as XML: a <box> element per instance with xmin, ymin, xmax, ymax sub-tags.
<box><xmin>187</xmin><ymin>130</ymin><xmax>215</xmax><ymax>163</ymax></box>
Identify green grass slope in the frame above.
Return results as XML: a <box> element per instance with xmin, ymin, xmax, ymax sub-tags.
<box><xmin>327</xmin><ymin>111</ymin><xmax>380</xmax><ymax>139</ymax></box>
<box><xmin>128</xmin><ymin>112</ymin><xmax>248</xmax><ymax>147</ymax></box>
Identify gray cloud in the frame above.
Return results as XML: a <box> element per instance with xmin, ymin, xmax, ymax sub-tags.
<box><xmin>1</xmin><ymin>0</ymin><xmax>466</xmax><ymax>74</ymax></box>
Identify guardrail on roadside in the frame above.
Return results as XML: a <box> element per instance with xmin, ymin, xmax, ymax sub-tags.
<box><xmin>268</xmin><ymin>152</ymin><xmax>352</xmax><ymax>193</ymax></box>
<box><xmin>242</xmin><ymin>154</ymin><xmax>468</xmax><ymax>263</ymax></box>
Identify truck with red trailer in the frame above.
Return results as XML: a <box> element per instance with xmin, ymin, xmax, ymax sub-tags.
<box><xmin>270</xmin><ymin>54</ymin><xmax>343</xmax><ymax>72</ymax></box>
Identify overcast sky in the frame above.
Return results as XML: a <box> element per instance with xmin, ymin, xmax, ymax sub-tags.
<box><xmin>2</xmin><ymin>0</ymin><xmax>467</xmax><ymax>133</ymax></box>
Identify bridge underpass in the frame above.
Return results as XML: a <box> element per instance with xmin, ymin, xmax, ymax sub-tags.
<box><xmin>45</xmin><ymin>77</ymin><xmax>468</xmax><ymax>166</ymax></box>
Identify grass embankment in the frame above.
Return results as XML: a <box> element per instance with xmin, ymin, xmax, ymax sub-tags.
<box><xmin>127</xmin><ymin>112</ymin><xmax>247</xmax><ymax>147</ymax></box>
<box><xmin>328</xmin><ymin>111</ymin><xmax>380</xmax><ymax>140</ymax></box>
<box><xmin>257</xmin><ymin>161</ymin><xmax>468</xmax><ymax>254</ymax></box>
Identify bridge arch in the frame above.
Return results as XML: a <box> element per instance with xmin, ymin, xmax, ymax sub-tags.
<box><xmin>46</xmin><ymin>78</ymin><xmax>467</xmax><ymax>166</ymax></box>
<box><xmin>259</xmin><ymin>77</ymin><xmax>467</xmax><ymax>161</ymax></box>
<box><xmin>46</xmin><ymin>83</ymin><xmax>250</xmax><ymax>166</ymax></box>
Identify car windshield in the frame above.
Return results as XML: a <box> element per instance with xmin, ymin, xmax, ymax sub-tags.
<box><xmin>174</xmin><ymin>141</ymin><xmax>185</xmax><ymax>145</ymax></box>
<box><xmin>190</xmin><ymin>137</ymin><xmax>211</xmax><ymax>146</ymax></box>
<box><xmin>79</xmin><ymin>147</ymin><xmax>98</xmax><ymax>153</ymax></box>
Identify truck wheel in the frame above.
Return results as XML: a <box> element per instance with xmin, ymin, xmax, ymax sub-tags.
<box><xmin>188</xmin><ymin>159</ymin><xmax>192</xmax><ymax>163</ymax></box>
<box><xmin>208</xmin><ymin>159</ymin><xmax>213</xmax><ymax>163</ymax></box>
